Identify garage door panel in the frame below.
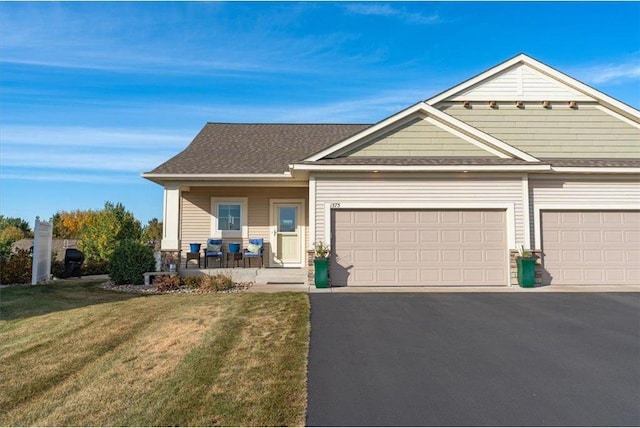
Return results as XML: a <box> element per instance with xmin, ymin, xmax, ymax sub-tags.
<box><xmin>541</xmin><ymin>210</ymin><xmax>639</xmax><ymax>286</ymax></box>
<box><xmin>332</xmin><ymin>209</ymin><xmax>507</xmax><ymax>286</ymax></box>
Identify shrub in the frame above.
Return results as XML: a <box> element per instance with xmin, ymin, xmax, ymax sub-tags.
<box><xmin>82</xmin><ymin>259</ymin><xmax>109</xmax><ymax>276</ymax></box>
<box><xmin>0</xmin><ymin>249</ymin><xmax>32</xmax><ymax>285</ymax></box>
<box><xmin>200</xmin><ymin>273</ymin><xmax>235</xmax><ymax>292</ymax></box>
<box><xmin>183</xmin><ymin>275</ymin><xmax>203</xmax><ymax>290</ymax></box>
<box><xmin>108</xmin><ymin>240</ymin><xmax>156</xmax><ymax>285</ymax></box>
<box><xmin>51</xmin><ymin>260</ymin><xmax>66</xmax><ymax>279</ymax></box>
<box><xmin>154</xmin><ymin>274</ymin><xmax>182</xmax><ymax>292</ymax></box>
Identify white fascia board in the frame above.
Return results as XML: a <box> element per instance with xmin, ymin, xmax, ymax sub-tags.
<box><xmin>291</xmin><ymin>164</ymin><xmax>551</xmax><ymax>172</ymax></box>
<box><xmin>303</xmin><ymin>102</ymin><xmax>427</xmax><ymax>161</ymax></box>
<box><xmin>142</xmin><ymin>173</ymin><xmax>292</xmax><ymax>180</ymax></box>
<box><xmin>428</xmin><ymin>53</ymin><xmax>640</xmax><ymax>122</ymax></box>
<box><xmin>141</xmin><ymin>172</ymin><xmax>294</xmax><ymax>184</ymax></box>
<box><xmin>427</xmin><ymin>54</ymin><xmax>526</xmax><ymax>105</ymax></box>
<box><xmin>422</xmin><ymin>103</ymin><xmax>541</xmax><ymax>162</ymax></box>
<box><xmin>551</xmin><ymin>167</ymin><xmax>640</xmax><ymax>174</ymax></box>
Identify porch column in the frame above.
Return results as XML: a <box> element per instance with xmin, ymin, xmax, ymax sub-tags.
<box><xmin>161</xmin><ymin>184</ymin><xmax>181</xmax><ymax>250</ymax></box>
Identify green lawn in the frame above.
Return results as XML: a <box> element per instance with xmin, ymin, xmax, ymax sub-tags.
<box><xmin>0</xmin><ymin>280</ymin><xmax>310</xmax><ymax>426</ymax></box>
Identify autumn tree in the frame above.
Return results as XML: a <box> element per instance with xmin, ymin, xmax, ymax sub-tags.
<box><xmin>52</xmin><ymin>210</ymin><xmax>97</xmax><ymax>238</ymax></box>
<box><xmin>0</xmin><ymin>216</ymin><xmax>31</xmax><ymax>236</ymax></box>
<box><xmin>78</xmin><ymin>202</ymin><xmax>142</xmax><ymax>262</ymax></box>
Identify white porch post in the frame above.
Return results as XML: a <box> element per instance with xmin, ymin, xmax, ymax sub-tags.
<box><xmin>161</xmin><ymin>185</ymin><xmax>181</xmax><ymax>250</ymax></box>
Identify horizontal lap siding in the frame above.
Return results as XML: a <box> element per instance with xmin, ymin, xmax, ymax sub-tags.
<box><xmin>181</xmin><ymin>186</ymin><xmax>308</xmax><ymax>256</ymax></box>
<box><xmin>314</xmin><ymin>174</ymin><xmax>524</xmax><ymax>246</ymax></box>
<box><xmin>449</xmin><ymin>65</ymin><xmax>591</xmax><ymax>101</ymax></box>
<box><xmin>442</xmin><ymin>104</ymin><xmax>640</xmax><ymax>158</ymax></box>
<box><xmin>530</xmin><ymin>175</ymin><xmax>640</xmax><ymax>208</ymax></box>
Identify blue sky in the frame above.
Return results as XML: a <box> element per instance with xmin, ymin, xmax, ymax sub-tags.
<box><xmin>1</xmin><ymin>2</ymin><xmax>639</xmax><ymax>226</ymax></box>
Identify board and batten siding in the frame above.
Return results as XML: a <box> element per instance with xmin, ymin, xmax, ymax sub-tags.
<box><xmin>313</xmin><ymin>174</ymin><xmax>525</xmax><ymax>248</ymax></box>
<box><xmin>180</xmin><ymin>186</ymin><xmax>308</xmax><ymax>259</ymax></box>
<box><xmin>447</xmin><ymin>64</ymin><xmax>592</xmax><ymax>102</ymax></box>
<box><xmin>344</xmin><ymin>117</ymin><xmax>492</xmax><ymax>157</ymax></box>
<box><xmin>528</xmin><ymin>175</ymin><xmax>640</xmax><ymax>248</ymax></box>
<box><xmin>441</xmin><ymin>104</ymin><xmax>640</xmax><ymax>158</ymax></box>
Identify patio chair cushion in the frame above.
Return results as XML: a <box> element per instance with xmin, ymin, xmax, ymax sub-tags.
<box><xmin>207</xmin><ymin>243</ymin><xmax>221</xmax><ymax>252</ymax></box>
<box><xmin>247</xmin><ymin>243</ymin><xmax>261</xmax><ymax>254</ymax></box>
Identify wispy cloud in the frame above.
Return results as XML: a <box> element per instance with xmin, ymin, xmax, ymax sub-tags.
<box><xmin>0</xmin><ymin>3</ymin><xmax>379</xmax><ymax>76</ymax></box>
<box><xmin>2</xmin><ymin>125</ymin><xmax>190</xmax><ymax>149</ymax></box>
<box><xmin>344</xmin><ymin>3</ymin><xmax>440</xmax><ymax>24</ymax></box>
<box><xmin>0</xmin><ymin>171</ymin><xmax>141</xmax><ymax>184</ymax></box>
<box><xmin>1</xmin><ymin>125</ymin><xmax>185</xmax><ymax>180</ymax></box>
<box><xmin>571</xmin><ymin>55</ymin><xmax>640</xmax><ymax>85</ymax></box>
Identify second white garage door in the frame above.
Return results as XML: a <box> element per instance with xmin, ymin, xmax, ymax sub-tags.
<box><xmin>541</xmin><ymin>210</ymin><xmax>640</xmax><ymax>285</ymax></box>
<box><xmin>331</xmin><ymin>209</ymin><xmax>508</xmax><ymax>286</ymax></box>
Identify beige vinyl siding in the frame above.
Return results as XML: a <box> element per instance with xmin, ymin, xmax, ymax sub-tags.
<box><xmin>314</xmin><ymin>173</ymin><xmax>525</xmax><ymax>246</ymax></box>
<box><xmin>528</xmin><ymin>175</ymin><xmax>640</xmax><ymax>247</ymax></box>
<box><xmin>344</xmin><ymin>117</ymin><xmax>493</xmax><ymax>157</ymax></box>
<box><xmin>448</xmin><ymin>64</ymin><xmax>592</xmax><ymax>102</ymax></box>
<box><xmin>180</xmin><ymin>186</ymin><xmax>308</xmax><ymax>264</ymax></box>
<box><xmin>441</xmin><ymin>104</ymin><xmax>640</xmax><ymax>158</ymax></box>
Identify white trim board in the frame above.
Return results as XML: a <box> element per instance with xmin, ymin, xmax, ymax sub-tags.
<box><xmin>209</xmin><ymin>197</ymin><xmax>248</xmax><ymax>240</ymax></box>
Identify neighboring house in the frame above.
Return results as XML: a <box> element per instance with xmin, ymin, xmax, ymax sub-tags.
<box><xmin>12</xmin><ymin>238</ymin><xmax>79</xmax><ymax>261</ymax></box>
<box><xmin>143</xmin><ymin>54</ymin><xmax>640</xmax><ymax>287</ymax></box>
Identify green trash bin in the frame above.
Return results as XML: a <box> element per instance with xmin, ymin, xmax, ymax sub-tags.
<box><xmin>314</xmin><ymin>258</ymin><xmax>329</xmax><ymax>288</ymax></box>
<box><xmin>517</xmin><ymin>257</ymin><xmax>536</xmax><ymax>288</ymax></box>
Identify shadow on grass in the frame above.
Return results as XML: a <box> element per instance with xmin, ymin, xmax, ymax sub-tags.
<box><xmin>0</xmin><ymin>280</ymin><xmax>150</xmax><ymax>321</ymax></box>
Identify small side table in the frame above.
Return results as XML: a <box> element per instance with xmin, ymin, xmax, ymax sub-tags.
<box><xmin>185</xmin><ymin>252</ymin><xmax>201</xmax><ymax>269</ymax></box>
<box><xmin>226</xmin><ymin>252</ymin><xmax>242</xmax><ymax>268</ymax></box>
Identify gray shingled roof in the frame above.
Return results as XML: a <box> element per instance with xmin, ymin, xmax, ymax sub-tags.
<box><xmin>146</xmin><ymin>123</ymin><xmax>640</xmax><ymax>176</ymax></box>
<box><xmin>147</xmin><ymin>123</ymin><xmax>370</xmax><ymax>175</ymax></box>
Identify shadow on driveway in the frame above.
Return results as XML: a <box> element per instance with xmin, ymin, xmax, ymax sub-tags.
<box><xmin>307</xmin><ymin>292</ymin><xmax>640</xmax><ymax>427</ymax></box>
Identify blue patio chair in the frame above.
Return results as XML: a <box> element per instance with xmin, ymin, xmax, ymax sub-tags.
<box><xmin>243</xmin><ymin>238</ymin><xmax>264</xmax><ymax>268</ymax></box>
<box><xmin>204</xmin><ymin>238</ymin><xmax>223</xmax><ymax>268</ymax></box>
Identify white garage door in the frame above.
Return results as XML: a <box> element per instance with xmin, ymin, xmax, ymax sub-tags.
<box><xmin>331</xmin><ymin>209</ymin><xmax>508</xmax><ymax>286</ymax></box>
<box><xmin>541</xmin><ymin>211</ymin><xmax>640</xmax><ymax>285</ymax></box>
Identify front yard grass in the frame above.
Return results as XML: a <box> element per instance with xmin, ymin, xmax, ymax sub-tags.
<box><xmin>0</xmin><ymin>280</ymin><xmax>309</xmax><ymax>426</ymax></box>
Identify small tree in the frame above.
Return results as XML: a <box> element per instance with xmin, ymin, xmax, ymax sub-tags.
<box><xmin>109</xmin><ymin>240</ymin><xmax>156</xmax><ymax>285</ymax></box>
<box><xmin>141</xmin><ymin>218</ymin><xmax>163</xmax><ymax>245</ymax></box>
<box><xmin>79</xmin><ymin>202</ymin><xmax>142</xmax><ymax>262</ymax></box>
<box><xmin>52</xmin><ymin>210</ymin><xmax>96</xmax><ymax>238</ymax></box>
<box><xmin>0</xmin><ymin>215</ymin><xmax>31</xmax><ymax>236</ymax></box>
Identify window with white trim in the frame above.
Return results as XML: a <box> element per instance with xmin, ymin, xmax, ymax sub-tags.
<box><xmin>211</xmin><ymin>197</ymin><xmax>248</xmax><ymax>238</ymax></box>
<box><xmin>218</xmin><ymin>203</ymin><xmax>241</xmax><ymax>231</ymax></box>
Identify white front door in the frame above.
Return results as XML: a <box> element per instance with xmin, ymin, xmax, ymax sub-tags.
<box><xmin>270</xmin><ymin>200</ymin><xmax>305</xmax><ymax>267</ymax></box>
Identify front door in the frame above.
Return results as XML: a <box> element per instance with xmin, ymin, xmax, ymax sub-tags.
<box><xmin>270</xmin><ymin>200</ymin><xmax>305</xmax><ymax>267</ymax></box>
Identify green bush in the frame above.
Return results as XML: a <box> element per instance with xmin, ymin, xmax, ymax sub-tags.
<box><xmin>108</xmin><ymin>240</ymin><xmax>156</xmax><ymax>285</ymax></box>
<box><xmin>0</xmin><ymin>249</ymin><xmax>32</xmax><ymax>285</ymax></box>
<box><xmin>82</xmin><ymin>259</ymin><xmax>109</xmax><ymax>276</ymax></box>
<box><xmin>51</xmin><ymin>260</ymin><xmax>66</xmax><ymax>279</ymax></box>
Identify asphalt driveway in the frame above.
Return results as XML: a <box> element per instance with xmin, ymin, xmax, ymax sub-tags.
<box><xmin>307</xmin><ymin>293</ymin><xmax>640</xmax><ymax>426</ymax></box>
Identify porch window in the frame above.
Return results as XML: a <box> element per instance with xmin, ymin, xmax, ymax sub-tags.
<box><xmin>218</xmin><ymin>204</ymin><xmax>241</xmax><ymax>231</ymax></box>
<box><xmin>211</xmin><ymin>197</ymin><xmax>248</xmax><ymax>239</ymax></box>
